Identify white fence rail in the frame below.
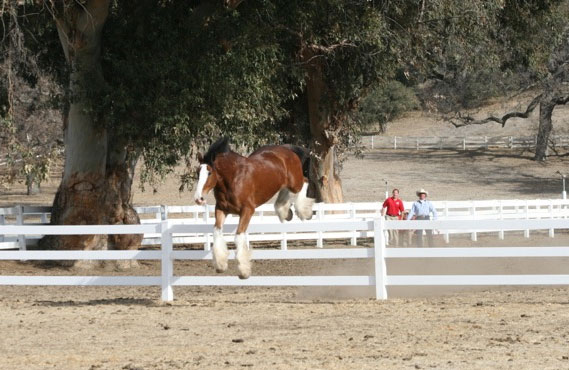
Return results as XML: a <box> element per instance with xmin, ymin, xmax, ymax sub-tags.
<box><xmin>361</xmin><ymin>135</ymin><xmax>569</xmax><ymax>150</ymax></box>
<box><xmin>2</xmin><ymin>218</ymin><xmax>569</xmax><ymax>301</ymax></box>
<box><xmin>2</xmin><ymin>199</ymin><xmax>569</xmax><ymax>250</ymax></box>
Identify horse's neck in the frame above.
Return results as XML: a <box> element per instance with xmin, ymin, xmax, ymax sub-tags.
<box><xmin>214</xmin><ymin>151</ymin><xmax>244</xmax><ymax>184</ymax></box>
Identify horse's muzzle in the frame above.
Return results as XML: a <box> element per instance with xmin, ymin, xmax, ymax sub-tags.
<box><xmin>195</xmin><ymin>197</ymin><xmax>206</xmax><ymax>205</ymax></box>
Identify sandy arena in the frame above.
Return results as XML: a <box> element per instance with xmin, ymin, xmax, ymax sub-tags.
<box><xmin>2</xmin><ymin>112</ymin><xmax>569</xmax><ymax>369</ymax></box>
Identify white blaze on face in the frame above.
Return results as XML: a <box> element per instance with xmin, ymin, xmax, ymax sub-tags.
<box><xmin>194</xmin><ymin>164</ymin><xmax>209</xmax><ymax>203</ymax></box>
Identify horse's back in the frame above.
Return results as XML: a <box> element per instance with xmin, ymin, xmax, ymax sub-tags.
<box><xmin>248</xmin><ymin>145</ymin><xmax>305</xmax><ymax>193</ymax></box>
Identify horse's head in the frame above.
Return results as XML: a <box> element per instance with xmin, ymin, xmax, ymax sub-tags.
<box><xmin>194</xmin><ymin>152</ymin><xmax>218</xmax><ymax>205</ymax></box>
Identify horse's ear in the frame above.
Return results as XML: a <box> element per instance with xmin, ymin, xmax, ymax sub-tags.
<box><xmin>197</xmin><ymin>152</ymin><xmax>203</xmax><ymax>163</ymax></box>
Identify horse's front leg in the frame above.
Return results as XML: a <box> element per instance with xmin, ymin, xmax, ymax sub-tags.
<box><xmin>212</xmin><ymin>208</ymin><xmax>229</xmax><ymax>273</ymax></box>
<box><xmin>235</xmin><ymin>207</ymin><xmax>254</xmax><ymax>279</ymax></box>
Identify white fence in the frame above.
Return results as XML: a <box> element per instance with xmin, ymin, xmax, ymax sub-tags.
<box><xmin>361</xmin><ymin>135</ymin><xmax>569</xmax><ymax>150</ymax></box>
<box><xmin>2</xmin><ymin>199</ymin><xmax>569</xmax><ymax>250</ymax></box>
<box><xmin>2</xmin><ymin>218</ymin><xmax>569</xmax><ymax>301</ymax></box>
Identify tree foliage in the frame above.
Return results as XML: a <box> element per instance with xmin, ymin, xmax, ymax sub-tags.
<box><xmin>355</xmin><ymin>81</ymin><xmax>419</xmax><ymax>133</ymax></box>
<box><xmin>0</xmin><ymin>2</ymin><xmax>62</xmax><ymax>194</ymax></box>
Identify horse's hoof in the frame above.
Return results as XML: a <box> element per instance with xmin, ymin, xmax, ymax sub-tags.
<box><xmin>238</xmin><ymin>272</ymin><xmax>251</xmax><ymax>279</ymax></box>
<box><xmin>286</xmin><ymin>209</ymin><xmax>293</xmax><ymax>221</ymax></box>
<box><xmin>237</xmin><ymin>264</ymin><xmax>251</xmax><ymax>279</ymax></box>
<box><xmin>213</xmin><ymin>260</ymin><xmax>228</xmax><ymax>273</ymax></box>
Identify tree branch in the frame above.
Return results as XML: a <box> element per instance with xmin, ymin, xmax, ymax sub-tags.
<box><xmin>449</xmin><ymin>94</ymin><xmax>543</xmax><ymax>128</ymax></box>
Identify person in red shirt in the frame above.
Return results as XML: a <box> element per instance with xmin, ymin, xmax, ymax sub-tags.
<box><xmin>381</xmin><ymin>188</ymin><xmax>405</xmax><ymax>246</ymax></box>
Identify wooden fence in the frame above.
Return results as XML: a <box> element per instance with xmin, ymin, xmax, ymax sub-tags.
<box><xmin>361</xmin><ymin>135</ymin><xmax>569</xmax><ymax>150</ymax></box>
<box><xmin>2</xmin><ymin>218</ymin><xmax>569</xmax><ymax>301</ymax></box>
<box><xmin>2</xmin><ymin>199</ymin><xmax>569</xmax><ymax>250</ymax></box>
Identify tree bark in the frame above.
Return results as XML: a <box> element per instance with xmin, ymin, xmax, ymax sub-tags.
<box><xmin>39</xmin><ymin>1</ymin><xmax>141</xmax><ymax>254</ymax></box>
<box><xmin>535</xmin><ymin>96</ymin><xmax>556</xmax><ymax>161</ymax></box>
<box><xmin>302</xmin><ymin>47</ymin><xmax>344</xmax><ymax>203</ymax></box>
<box><xmin>105</xmin><ymin>138</ymin><xmax>142</xmax><ymax>250</ymax></box>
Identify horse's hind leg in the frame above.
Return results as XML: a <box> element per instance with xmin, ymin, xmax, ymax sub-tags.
<box><xmin>212</xmin><ymin>209</ymin><xmax>229</xmax><ymax>273</ymax></box>
<box><xmin>274</xmin><ymin>188</ymin><xmax>293</xmax><ymax>222</ymax></box>
<box><xmin>294</xmin><ymin>182</ymin><xmax>314</xmax><ymax>220</ymax></box>
<box><xmin>235</xmin><ymin>207</ymin><xmax>254</xmax><ymax>279</ymax></box>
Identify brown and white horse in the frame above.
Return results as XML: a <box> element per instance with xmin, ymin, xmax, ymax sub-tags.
<box><xmin>194</xmin><ymin>137</ymin><xmax>314</xmax><ymax>279</ymax></box>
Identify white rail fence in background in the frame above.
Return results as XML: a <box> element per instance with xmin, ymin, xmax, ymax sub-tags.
<box><xmin>361</xmin><ymin>135</ymin><xmax>569</xmax><ymax>150</ymax></box>
<box><xmin>2</xmin><ymin>199</ymin><xmax>569</xmax><ymax>250</ymax></box>
<box><xmin>2</xmin><ymin>219</ymin><xmax>569</xmax><ymax>301</ymax></box>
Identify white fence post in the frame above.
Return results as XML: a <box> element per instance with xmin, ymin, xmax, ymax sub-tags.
<box><xmin>350</xmin><ymin>203</ymin><xmax>357</xmax><ymax>246</ymax></box>
<box><xmin>393</xmin><ymin>136</ymin><xmax>397</xmax><ymax>150</ymax></box>
<box><xmin>203</xmin><ymin>205</ymin><xmax>211</xmax><ymax>250</ymax></box>
<box><xmin>280</xmin><ymin>232</ymin><xmax>288</xmax><ymax>250</ymax></box>
<box><xmin>371</xmin><ymin>135</ymin><xmax>374</xmax><ymax>149</ymax></box>
<box><xmin>161</xmin><ymin>220</ymin><xmax>174</xmax><ymax>302</ymax></box>
<box><xmin>524</xmin><ymin>201</ymin><xmax>530</xmax><ymax>238</ymax></box>
<box><xmin>462</xmin><ymin>138</ymin><xmax>466</xmax><ymax>151</ymax></box>
<box><xmin>443</xmin><ymin>201</ymin><xmax>449</xmax><ymax>243</ymax></box>
<box><xmin>499</xmin><ymin>200</ymin><xmax>505</xmax><ymax>240</ymax></box>
<box><xmin>373</xmin><ymin>218</ymin><xmax>387</xmax><ymax>299</ymax></box>
<box><xmin>317</xmin><ymin>203</ymin><xmax>324</xmax><ymax>248</ymax></box>
<box><xmin>160</xmin><ymin>205</ymin><xmax>168</xmax><ymax>221</ymax></box>
<box><xmin>549</xmin><ymin>200</ymin><xmax>555</xmax><ymax>238</ymax></box>
<box><xmin>470</xmin><ymin>203</ymin><xmax>477</xmax><ymax>241</ymax></box>
<box><xmin>16</xmin><ymin>205</ymin><xmax>26</xmax><ymax>251</ymax></box>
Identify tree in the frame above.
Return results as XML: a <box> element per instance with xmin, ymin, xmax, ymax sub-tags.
<box><xmin>254</xmin><ymin>1</ymin><xmax>415</xmax><ymax>202</ymax></box>
<box><xmin>0</xmin><ymin>1</ymin><xmax>62</xmax><ymax>195</ymax></box>
<box><xmin>34</xmin><ymin>0</ymin><xmax>289</xmax><ymax>252</ymax></box>
<box><xmin>441</xmin><ymin>1</ymin><xmax>569</xmax><ymax>161</ymax></box>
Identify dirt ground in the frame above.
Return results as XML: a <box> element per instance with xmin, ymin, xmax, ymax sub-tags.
<box><xmin>2</xmin><ymin>109</ymin><xmax>569</xmax><ymax>369</ymax></box>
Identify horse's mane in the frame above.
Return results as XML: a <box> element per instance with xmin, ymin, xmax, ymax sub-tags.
<box><xmin>203</xmin><ymin>137</ymin><xmax>231</xmax><ymax>166</ymax></box>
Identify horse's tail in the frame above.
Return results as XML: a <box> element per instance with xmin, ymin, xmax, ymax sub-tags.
<box><xmin>283</xmin><ymin>144</ymin><xmax>310</xmax><ymax>179</ymax></box>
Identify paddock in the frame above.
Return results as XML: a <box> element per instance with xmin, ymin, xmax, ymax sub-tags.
<box><xmin>2</xmin><ymin>145</ymin><xmax>569</xmax><ymax>369</ymax></box>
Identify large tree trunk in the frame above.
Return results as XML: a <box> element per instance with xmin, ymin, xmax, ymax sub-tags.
<box><xmin>535</xmin><ymin>96</ymin><xmax>555</xmax><ymax>161</ymax></box>
<box><xmin>302</xmin><ymin>48</ymin><xmax>345</xmax><ymax>203</ymax></box>
<box><xmin>105</xmin><ymin>137</ymin><xmax>142</xmax><ymax>250</ymax></box>
<box><xmin>39</xmin><ymin>1</ymin><xmax>141</xmax><ymax>254</ymax></box>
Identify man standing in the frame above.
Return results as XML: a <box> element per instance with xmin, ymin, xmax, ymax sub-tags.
<box><xmin>381</xmin><ymin>188</ymin><xmax>405</xmax><ymax>246</ymax></box>
<box><xmin>407</xmin><ymin>188</ymin><xmax>438</xmax><ymax>247</ymax></box>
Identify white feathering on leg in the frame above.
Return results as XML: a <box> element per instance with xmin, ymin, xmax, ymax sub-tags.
<box><xmin>294</xmin><ymin>182</ymin><xmax>315</xmax><ymax>220</ymax></box>
<box><xmin>274</xmin><ymin>188</ymin><xmax>292</xmax><ymax>223</ymax></box>
<box><xmin>212</xmin><ymin>227</ymin><xmax>229</xmax><ymax>272</ymax></box>
<box><xmin>235</xmin><ymin>233</ymin><xmax>251</xmax><ymax>279</ymax></box>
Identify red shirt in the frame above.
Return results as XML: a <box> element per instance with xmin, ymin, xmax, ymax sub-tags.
<box><xmin>382</xmin><ymin>197</ymin><xmax>404</xmax><ymax>218</ymax></box>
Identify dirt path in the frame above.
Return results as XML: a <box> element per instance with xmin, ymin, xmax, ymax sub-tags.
<box><xmin>1</xmin><ymin>284</ymin><xmax>569</xmax><ymax>370</ymax></box>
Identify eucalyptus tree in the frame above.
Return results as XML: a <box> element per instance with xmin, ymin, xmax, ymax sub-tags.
<box><xmin>14</xmin><ymin>0</ymin><xmax>288</xmax><ymax>252</ymax></box>
<box><xmin>246</xmin><ymin>0</ymin><xmax>409</xmax><ymax>202</ymax></box>
<box><xmin>259</xmin><ymin>0</ymin><xmax>511</xmax><ymax>202</ymax></box>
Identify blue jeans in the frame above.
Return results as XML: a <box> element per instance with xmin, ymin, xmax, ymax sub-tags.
<box><xmin>415</xmin><ymin>216</ymin><xmax>433</xmax><ymax>248</ymax></box>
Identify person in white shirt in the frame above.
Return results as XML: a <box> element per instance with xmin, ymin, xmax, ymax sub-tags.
<box><xmin>407</xmin><ymin>188</ymin><xmax>437</xmax><ymax>247</ymax></box>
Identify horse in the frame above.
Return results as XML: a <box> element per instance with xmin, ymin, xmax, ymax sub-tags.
<box><xmin>193</xmin><ymin>137</ymin><xmax>315</xmax><ymax>279</ymax></box>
